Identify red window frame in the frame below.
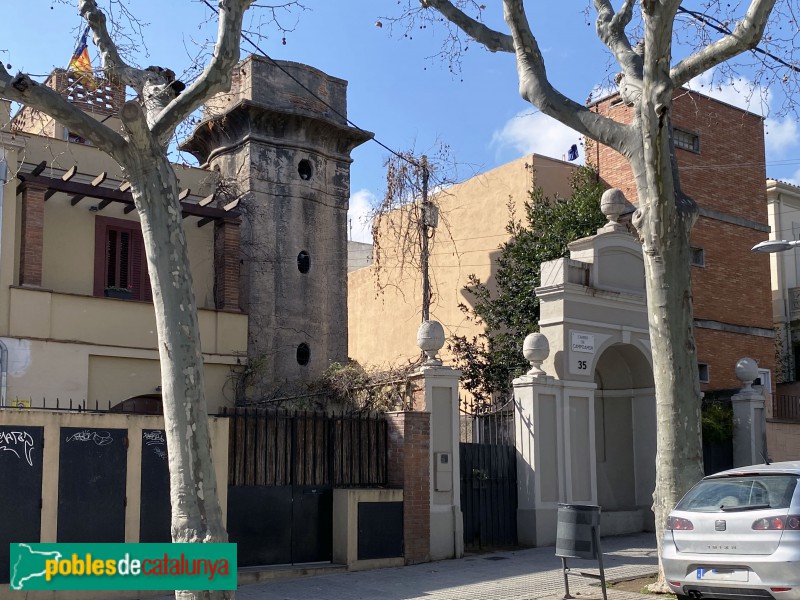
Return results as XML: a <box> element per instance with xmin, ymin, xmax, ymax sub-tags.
<box><xmin>93</xmin><ymin>215</ymin><xmax>152</xmax><ymax>301</ymax></box>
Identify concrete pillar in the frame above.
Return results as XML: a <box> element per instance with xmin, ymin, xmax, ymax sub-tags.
<box><xmin>514</xmin><ymin>333</ymin><xmax>597</xmax><ymax>547</ymax></box>
<box><xmin>410</xmin><ymin>320</ymin><xmax>463</xmax><ymax>560</ymax></box>
<box><xmin>732</xmin><ymin>357</ymin><xmax>767</xmax><ymax>467</ymax></box>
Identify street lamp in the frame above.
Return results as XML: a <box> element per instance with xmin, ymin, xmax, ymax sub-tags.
<box><xmin>752</xmin><ymin>239</ymin><xmax>800</xmax><ymax>253</ymax></box>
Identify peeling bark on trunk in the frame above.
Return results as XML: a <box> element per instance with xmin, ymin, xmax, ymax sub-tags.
<box><xmin>126</xmin><ymin>160</ymin><xmax>227</xmax><ymax>544</ymax></box>
<box><xmin>631</xmin><ymin>130</ymin><xmax>705</xmax><ymax>588</ymax></box>
<box><xmin>632</xmin><ymin>9</ymin><xmax>705</xmax><ymax>586</ymax></box>
<box><xmin>118</xmin><ymin>104</ymin><xmax>231</xmax><ymax>600</ymax></box>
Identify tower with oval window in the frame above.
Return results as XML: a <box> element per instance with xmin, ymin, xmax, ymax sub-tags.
<box><xmin>183</xmin><ymin>55</ymin><xmax>371</xmax><ymax>393</ymax></box>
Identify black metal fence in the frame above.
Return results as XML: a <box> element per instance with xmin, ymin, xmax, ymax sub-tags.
<box><xmin>459</xmin><ymin>397</ymin><xmax>515</xmax><ymax>445</ymax></box>
<box><xmin>459</xmin><ymin>396</ymin><xmax>518</xmax><ymax>548</ymax></box>
<box><xmin>774</xmin><ymin>395</ymin><xmax>800</xmax><ymax>422</ymax></box>
<box><xmin>222</xmin><ymin>407</ymin><xmax>389</xmax><ymax>487</ymax></box>
<box><xmin>2</xmin><ymin>397</ymin><xmax>120</xmax><ymax>412</ymax></box>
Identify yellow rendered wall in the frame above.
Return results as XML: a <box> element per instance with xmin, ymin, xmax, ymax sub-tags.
<box><xmin>348</xmin><ymin>154</ymin><xmax>575</xmax><ymax>367</ymax></box>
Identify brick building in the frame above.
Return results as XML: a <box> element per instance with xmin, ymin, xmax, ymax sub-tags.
<box><xmin>587</xmin><ymin>91</ymin><xmax>775</xmax><ymax>396</ymax></box>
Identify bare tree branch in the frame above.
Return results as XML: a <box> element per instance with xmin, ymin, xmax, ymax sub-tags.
<box><xmin>0</xmin><ymin>67</ymin><xmax>127</xmax><ymax>159</ymax></box>
<box><xmin>502</xmin><ymin>0</ymin><xmax>633</xmax><ymax>153</ymax></box>
<box><xmin>594</xmin><ymin>0</ymin><xmax>643</xmax><ymax>81</ymax></box>
<box><xmin>670</xmin><ymin>0</ymin><xmax>778</xmax><ymax>88</ymax></box>
<box><xmin>420</xmin><ymin>0</ymin><xmax>514</xmax><ymax>53</ymax></box>
<box><xmin>151</xmin><ymin>0</ymin><xmax>253</xmax><ymax>142</ymax></box>
<box><xmin>79</xmin><ymin>0</ymin><xmax>148</xmax><ymax>88</ymax></box>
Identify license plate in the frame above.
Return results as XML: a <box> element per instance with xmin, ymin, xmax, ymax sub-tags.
<box><xmin>695</xmin><ymin>567</ymin><xmax>749</xmax><ymax>582</ymax></box>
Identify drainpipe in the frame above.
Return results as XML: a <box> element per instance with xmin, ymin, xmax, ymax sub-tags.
<box><xmin>0</xmin><ymin>154</ymin><xmax>7</xmax><ymax>406</ymax></box>
<box><xmin>0</xmin><ymin>339</ymin><xmax>7</xmax><ymax>407</ymax></box>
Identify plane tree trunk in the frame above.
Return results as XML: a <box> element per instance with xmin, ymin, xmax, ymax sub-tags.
<box><xmin>415</xmin><ymin>0</ymin><xmax>778</xmax><ymax>584</ymax></box>
<box><xmin>119</xmin><ymin>102</ymin><xmax>230</xmax><ymax>600</ymax></box>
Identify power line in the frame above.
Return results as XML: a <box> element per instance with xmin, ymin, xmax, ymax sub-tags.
<box><xmin>676</xmin><ymin>6</ymin><xmax>800</xmax><ymax>74</ymax></box>
<box><xmin>200</xmin><ymin>0</ymin><xmax>419</xmax><ymax>171</ymax></box>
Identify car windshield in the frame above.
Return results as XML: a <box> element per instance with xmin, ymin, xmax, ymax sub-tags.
<box><xmin>675</xmin><ymin>474</ymin><xmax>799</xmax><ymax>512</ymax></box>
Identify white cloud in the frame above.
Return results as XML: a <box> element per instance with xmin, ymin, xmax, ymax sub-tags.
<box><xmin>783</xmin><ymin>168</ymin><xmax>800</xmax><ymax>187</ymax></box>
<box><xmin>685</xmin><ymin>70</ymin><xmax>770</xmax><ymax>115</ymax></box>
<box><xmin>491</xmin><ymin>110</ymin><xmax>583</xmax><ymax>163</ymax></box>
<box><xmin>765</xmin><ymin>117</ymin><xmax>800</xmax><ymax>158</ymax></box>
<box><xmin>348</xmin><ymin>188</ymin><xmax>376</xmax><ymax>244</ymax></box>
<box><xmin>491</xmin><ymin>72</ymin><xmax>800</xmax><ymax>181</ymax></box>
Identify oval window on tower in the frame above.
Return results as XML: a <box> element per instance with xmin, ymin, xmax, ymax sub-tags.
<box><xmin>297</xmin><ymin>343</ymin><xmax>311</xmax><ymax>366</ymax></box>
<box><xmin>297</xmin><ymin>251</ymin><xmax>311</xmax><ymax>273</ymax></box>
<box><xmin>298</xmin><ymin>159</ymin><xmax>313</xmax><ymax>181</ymax></box>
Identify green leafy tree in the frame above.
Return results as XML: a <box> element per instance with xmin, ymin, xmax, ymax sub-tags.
<box><xmin>450</xmin><ymin>167</ymin><xmax>606</xmax><ymax>404</ymax></box>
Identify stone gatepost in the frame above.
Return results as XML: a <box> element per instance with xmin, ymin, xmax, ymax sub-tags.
<box><xmin>731</xmin><ymin>357</ymin><xmax>768</xmax><ymax>466</ymax></box>
<box><xmin>514</xmin><ymin>333</ymin><xmax>598</xmax><ymax>547</ymax></box>
<box><xmin>408</xmin><ymin>320</ymin><xmax>464</xmax><ymax>561</ymax></box>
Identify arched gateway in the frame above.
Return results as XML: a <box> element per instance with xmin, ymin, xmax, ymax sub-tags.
<box><xmin>514</xmin><ymin>192</ymin><xmax>658</xmax><ymax>547</ymax></box>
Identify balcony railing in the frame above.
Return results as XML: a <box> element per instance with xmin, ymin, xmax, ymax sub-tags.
<box><xmin>774</xmin><ymin>395</ymin><xmax>800</xmax><ymax>422</ymax></box>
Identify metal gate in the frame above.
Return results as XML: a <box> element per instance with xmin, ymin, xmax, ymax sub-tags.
<box><xmin>460</xmin><ymin>399</ymin><xmax>517</xmax><ymax>549</ymax></box>
<box><xmin>224</xmin><ymin>408</ymin><xmax>388</xmax><ymax>566</ymax></box>
<box><xmin>57</xmin><ymin>427</ymin><xmax>128</xmax><ymax>543</ymax></box>
<box><xmin>0</xmin><ymin>426</ymin><xmax>44</xmax><ymax>584</ymax></box>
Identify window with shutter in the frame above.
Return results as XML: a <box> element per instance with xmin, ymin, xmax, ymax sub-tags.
<box><xmin>93</xmin><ymin>216</ymin><xmax>151</xmax><ymax>301</ymax></box>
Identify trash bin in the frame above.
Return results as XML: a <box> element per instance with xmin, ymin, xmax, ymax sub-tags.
<box><xmin>555</xmin><ymin>503</ymin><xmax>601</xmax><ymax>560</ymax></box>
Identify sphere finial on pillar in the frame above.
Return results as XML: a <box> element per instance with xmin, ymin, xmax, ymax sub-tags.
<box><xmin>417</xmin><ymin>320</ymin><xmax>445</xmax><ymax>366</ymax></box>
<box><xmin>599</xmin><ymin>188</ymin><xmax>627</xmax><ymax>232</ymax></box>
<box><xmin>735</xmin><ymin>357</ymin><xmax>759</xmax><ymax>391</ymax></box>
<box><xmin>523</xmin><ymin>333</ymin><xmax>550</xmax><ymax>376</ymax></box>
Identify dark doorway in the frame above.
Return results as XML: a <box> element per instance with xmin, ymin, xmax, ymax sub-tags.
<box><xmin>0</xmin><ymin>426</ymin><xmax>44</xmax><ymax>584</ymax></box>
<box><xmin>57</xmin><ymin>427</ymin><xmax>127</xmax><ymax>543</ymax></box>
<box><xmin>459</xmin><ymin>402</ymin><xmax>517</xmax><ymax>549</ymax></box>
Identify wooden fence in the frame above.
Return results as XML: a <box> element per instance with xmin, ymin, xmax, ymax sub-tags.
<box><xmin>774</xmin><ymin>395</ymin><xmax>800</xmax><ymax>422</ymax></box>
<box><xmin>222</xmin><ymin>407</ymin><xmax>388</xmax><ymax>487</ymax></box>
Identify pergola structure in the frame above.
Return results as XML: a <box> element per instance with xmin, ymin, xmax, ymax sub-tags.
<box><xmin>16</xmin><ymin>160</ymin><xmax>240</xmax><ymax>226</ymax></box>
<box><xmin>14</xmin><ymin>160</ymin><xmax>243</xmax><ymax>311</ymax></box>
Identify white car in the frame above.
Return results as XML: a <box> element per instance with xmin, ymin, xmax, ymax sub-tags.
<box><xmin>662</xmin><ymin>461</ymin><xmax>800</xmax><ymax>600</ymax></box>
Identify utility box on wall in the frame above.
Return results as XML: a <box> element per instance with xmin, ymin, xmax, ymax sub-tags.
<box><xmin>434</xmin><ymin>451</ymin><xmax>452</xmax><ymax>492</ymax></box>
<box><xmin>332</xmin><ymin>488</ymin><xmax>404</xmax><ymax>570</ymax></box>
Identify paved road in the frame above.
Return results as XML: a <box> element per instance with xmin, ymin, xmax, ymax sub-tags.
<box><xmin>193</xmin><ymin>533</ymin><xmax>659</xmax><ymax>600</ymax></box>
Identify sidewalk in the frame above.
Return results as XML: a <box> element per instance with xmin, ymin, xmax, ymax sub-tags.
<box><xmin>203</xmin><ymin>533</ymin><xmax>659</xmax><ymax>600</ymax></box>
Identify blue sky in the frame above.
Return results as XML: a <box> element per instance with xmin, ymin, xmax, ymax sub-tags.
<box><xmin>3</xmin><ymin>1</ymin><xmax>799</xmax><ymax>242</ymax></box>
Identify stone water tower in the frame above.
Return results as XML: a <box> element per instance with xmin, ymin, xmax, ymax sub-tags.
<box><xmin>183</xmin><ymin>55</ymin><xmax>371</xmax><ymax>393</ymax></box>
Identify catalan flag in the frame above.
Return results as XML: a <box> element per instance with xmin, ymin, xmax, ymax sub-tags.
<box><xmin>68</xmin><ymin>26</ymin><xmax>96</xmax><ymax>89</ymax></box>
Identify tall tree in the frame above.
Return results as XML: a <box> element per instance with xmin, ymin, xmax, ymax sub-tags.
<box><xmin>0</xmin><ymin>2</ymin><xmax>288</xmax><ymax>598</ymax></box>
<box><xmin>451</xmin><ymin>167</ymin><xmax>605</xmax><ymax>405</ymax></box>
<box><xmin>392</xmin><ymin>0</ymin><xmax>790</xmax><ymax>584</ymax></box>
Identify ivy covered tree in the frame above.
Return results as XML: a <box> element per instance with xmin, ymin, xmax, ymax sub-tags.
<box><xmin>450</xmin><ymin>167</ymin><xmax>606</xmax><ymax>404</ymax></box>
